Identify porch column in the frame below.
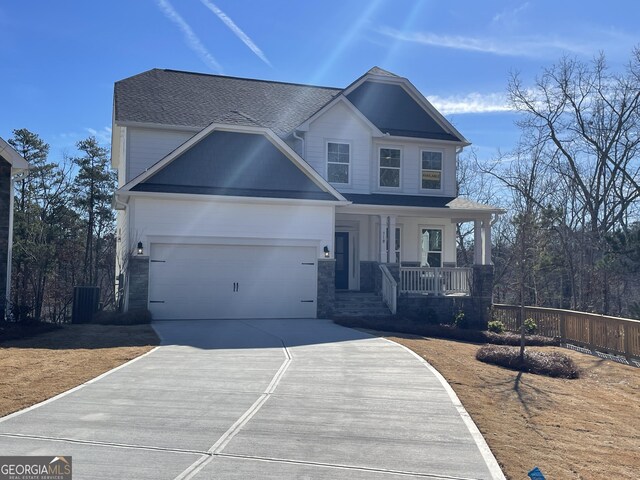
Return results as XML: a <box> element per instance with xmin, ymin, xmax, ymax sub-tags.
<box><xmin>379</xmin><ymin>215</ymin><xmax>388</xmax><ymax>263</ymax></box>
<box><xmin>388</xmin><ymin>215</ymin><xmax>397</xmax><ymax>263</ymax></box>
<box><xmin>482</xmin><ymin>219</ymin><xmax>492</xmax><ymax>265</ymax></box>
<box><xmin>473</xmin><ymin>219</ymin><xmax>482</xmax><ymax>265</ymax></box>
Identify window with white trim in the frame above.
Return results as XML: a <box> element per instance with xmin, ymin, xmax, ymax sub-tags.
<box><xmin>421</xmin><ymin>151</ymin><xmax>442</xmax><ymax>190</ymax></box>
<box><xmin>420</xmin><ymin>228</ymin><xmax>442</xmax><ymax>267</ymax></box>
<box><xmin>327</xmin><ymin>142</ymin><xmax>350</xmax><ymax>184</ymax></box>
<box><xmin>379</xmin><ymin>148</ymin><xmax>401</xmax><ymax>188</ymax></box>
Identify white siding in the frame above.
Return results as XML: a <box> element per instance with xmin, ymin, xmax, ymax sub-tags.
<box><xmin>335</xmin><ymin>213</ymin><xmax>457</xmax><ymax>266</ymax></box>
<box><xmin>373</xmin><ymin>141</ymin><xmax>457</xmax><ymax>196</ymax></box>
<box><xmin>115</xmin><ymin>207</ymin><xmax>129</xmax><ymax>303</ymax></box>
<box><xmin>126</xmin><ymin>127</ymin><xmax>194</xmax><ymax>182</ymax></box>
<box><xmin>115</xmin><ymin>126</ymin><xmax>127</xmax><ymax>187</ymax></box>
<box><xmin>306</xmin><ymin>101</ymin><xmax>373</xmax><ymax>194</ymax></box>
<box><xmin>304</xmin><ymin>101</ymin><xmax>459</xmax><ymax>197</ymax></box>
<box><xmin>399</xmin><ymin>216</ymin><xmax>457</xmax><ymax>265</ymax></box>
<box><xmin>130</xmin><ymin>196</ymin><xmax>334</xmax><ymax>260</ymax></box>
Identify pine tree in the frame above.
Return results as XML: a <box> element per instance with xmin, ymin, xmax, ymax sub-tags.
<box><xmin>71</xmin><ymin>137</ymin><xmax>116</xmax><ymax>286</ymax></box>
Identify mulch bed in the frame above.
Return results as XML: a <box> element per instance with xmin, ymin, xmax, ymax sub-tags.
<box><xmin>333</xmin><ymin>316</ymin><xmax>558</xmax><ymax>346</ymax></box>
<box><xmin>476</xmin><ymin>344</ymin><xmax>580</xmax><ymax>378</ymax></box>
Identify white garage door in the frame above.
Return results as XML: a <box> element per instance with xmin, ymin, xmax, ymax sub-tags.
<box><xmin>147</xmin><ymin>244</ymin><xmax>318</xmax><ymax>320</ymax></box>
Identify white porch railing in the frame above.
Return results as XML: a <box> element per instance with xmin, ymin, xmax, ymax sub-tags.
<box><xmin>400</xmin><ymin>267</ymin><xmax>472</xmax><ymax>296</ymax></box>
<box><xmin>379</xmin><ymin>264</ymin><xmax>397</xmax><ymax>314</ymax></box>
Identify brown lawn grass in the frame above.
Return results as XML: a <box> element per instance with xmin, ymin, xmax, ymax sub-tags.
<box><xmin>0</xmin><ymin>324</ymin><xmax>159</xmax><ymax>418</ymax></box>
<box><xmin>386</xmin><ymin>334</ymin><xmax>640</xmax><ymax>480</ymax></box>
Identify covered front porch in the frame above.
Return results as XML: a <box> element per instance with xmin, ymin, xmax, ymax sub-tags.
<box><xmin>333</xmin><ymin>198</ymin><xmax>498</xmax><ymax>297</ymax></box>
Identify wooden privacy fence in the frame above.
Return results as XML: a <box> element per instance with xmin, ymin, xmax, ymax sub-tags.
<box><xmin>492</xmin><ymin>304</ymin><xmax>640</xmax><ymax>361</ymax></box>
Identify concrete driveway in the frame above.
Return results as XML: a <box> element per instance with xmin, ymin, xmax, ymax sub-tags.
<box><xmin>0</xmin><ymin>319</ymin><xmax>504</xmax><ymax>479</ymax></box>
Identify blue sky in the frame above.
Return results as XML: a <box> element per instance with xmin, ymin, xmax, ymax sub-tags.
<box><xmin>1</xmin><ymin>1</ymin><xmax>638</xmax><ymax>162</ymax></box>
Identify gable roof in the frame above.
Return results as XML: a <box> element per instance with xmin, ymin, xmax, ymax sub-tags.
<box><xmin>114</xmin><ymin>69</ymin><xmax>341</xmax><ymax>138</ymax></box>
<box><xmin>133</xmin><ymin>130</ymin><xmax>336</xmax><ymax>201</ymax></box>
<box><xmin>346</xmin><ymin>81</ymin><xmax>461</xmax><ymax>141</ymax></box>
<box><xmin>114</xmin><ymin>67</ymin><xmax>469</xmax><ymax>145</ymax></box>
<box><xmin>119</xmin><ymin>123</ymin><xmax>346</xmax><ymax>203</ymax></box>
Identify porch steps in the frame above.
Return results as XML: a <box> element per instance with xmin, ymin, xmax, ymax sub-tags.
<box><xmin>332</xmin><ymin>291</ymin><xmax>391</xmax><ymax>318</ymax></box>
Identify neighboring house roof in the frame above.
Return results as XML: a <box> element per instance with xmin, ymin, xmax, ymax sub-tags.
<box><xmin>114</xmin><ymin>69</ymin><xmax>341</xmax><ymax>138</ymax></box>
<box><xmin>0</xmin><ymin>137</ymin><xmax>29</xmax><ymax>172</ymax></box>
<box><xmin>114</xmin><ymin>66</ymin><xmax>467</xmax><ymax>143</ymax></box>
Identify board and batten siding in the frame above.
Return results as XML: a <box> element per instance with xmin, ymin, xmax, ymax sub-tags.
<box><xmin>305</xmin><ymin>101</ymin><xmax>373</xmax><ymax>194</ymax></box>
<box><xmin>130</xmin><ymin>196</ymin><xmax>335</xmax><ymax>259</ymax></box>
<box><xmin>126</xmin><ymin>127</ymin><xmax>195</xmax><ymax>183</ymax></box>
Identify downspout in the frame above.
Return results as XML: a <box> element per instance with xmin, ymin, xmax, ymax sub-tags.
<box><xmin>455</xmin><ymin>146</ymin><xmax>464</xmax><ymax>196</ymax></box>
<box><xmin>293</xmin><ymin>130</ymin><xmax>305</xmax><ymax>158</ymax></box>
<box><xmin>112</xmin><ymin>195</ymin><xmax>128</xmax><ymax>312</ymax></box>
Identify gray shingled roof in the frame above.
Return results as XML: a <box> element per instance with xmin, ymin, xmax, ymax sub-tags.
<box><xmin>114</xmin><ymin>67</ymin><xmax>464</xmax><ymax>142</ymax></box>
<box><xmin>366</xmin><ymin>66</ymin><xmax>399</xmax><ymax>77</ymax></box>
<box><xmin>114</xmin><ymin>69</ymin><xmax>341</xmax><ymax>138</ymax></box>
<box><xmin>343</xmin><ymin>194</ymin><xmax>502</xmax><ymax>212</ymax></box>
<box><xmin>447</xmin><ymin>197</ymin><xmax>504</xmax><ymax>212</ymax></box>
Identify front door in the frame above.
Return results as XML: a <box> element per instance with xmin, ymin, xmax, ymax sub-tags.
<box><xmin>335</xmin><ymin>232</ymin><xmax>349</xmax><ymax>289</ymax></box>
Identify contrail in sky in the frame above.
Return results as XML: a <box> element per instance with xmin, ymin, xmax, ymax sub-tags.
<box><xmin>200</xmin><ymin>0</ymin><xmax>272</xmax><ymax>67</ymax></box>
<box><xmin>156</xmin><ymin>0</ymin><xmax>223</xmax><ymax>72</ymax></box>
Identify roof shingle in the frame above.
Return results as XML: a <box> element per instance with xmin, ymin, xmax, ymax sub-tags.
<box><xmin>114</xmin><ymin>69</ymin><xmax>341</xmax><ymax>138</ymax></box>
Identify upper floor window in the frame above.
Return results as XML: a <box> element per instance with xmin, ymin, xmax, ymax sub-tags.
<box><xmin>379</xmin><ymin>148</ymin><xmax>401</xmax><ymax>188</ymax></box>
<box><xmin>421</xmin><ymin>151</ymin><xmax>442</xmax><ymax>190</ymax></box>
<box><xmin>327</xmin><ymin>142</ymin><xmax>350</xmax><ymax>184</ymax></box>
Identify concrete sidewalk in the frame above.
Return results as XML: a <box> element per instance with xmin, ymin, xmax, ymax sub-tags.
<box><xmin>0</xmin><ymin>319</ymin><xmax>504</xmax><ymax>479</ymax></box>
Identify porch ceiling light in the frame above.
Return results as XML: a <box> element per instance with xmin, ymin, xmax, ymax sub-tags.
<box><xmin>137</xmin><ymin>241</ymin><xmax>144</xmax><ymax>255</ymax></box>
<box><xmin>323</xmin><ymin>245</ymin><xmax>330</xmax><ymax>258</ymax></box>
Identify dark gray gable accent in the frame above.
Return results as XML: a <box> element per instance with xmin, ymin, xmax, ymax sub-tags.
<box><xmin>343</xmin><ymin>193</ymin><xmax>455</xmax><ymax>208</ymax></box>
<box><xmin>132</xmin><ymin>130</ymin><xmax>335</xmax><ymax>201</ymax></box>
<box><xmin>346</xmin><ymin>81</ymin><xmax>461</xmax><ymax>141</ymax></box>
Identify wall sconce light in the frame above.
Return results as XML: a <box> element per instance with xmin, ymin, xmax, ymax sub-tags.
<box><xmin>137</xmin><ymin>241</ymin><xmax>144</xmax><ymax>255</ymax></box>
<box><xmin>323</xmin><ymin>245</ymin><xmax>330</xmax><ymax>258</ymax></box>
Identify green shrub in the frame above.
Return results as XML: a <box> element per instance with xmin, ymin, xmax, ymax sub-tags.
<box><xmin>524</xmin><ymin>318</ymin><xmax>537</xmax><ymax>334</ymax></box>
<box><xmin>452</xmin><ymin>310</ymin><xmax>471</xmax><ymax>329</ymax></box>
<box><xmin>487</xmin><ymin>320</ymin><xmax>505</xmax><ymax>334</ymax></box>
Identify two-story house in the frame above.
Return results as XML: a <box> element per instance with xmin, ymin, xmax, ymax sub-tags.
<box><xmin>111</xmin><ymin>67</ymin><xmax>501</xmax><ymax>322</ymax></box>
